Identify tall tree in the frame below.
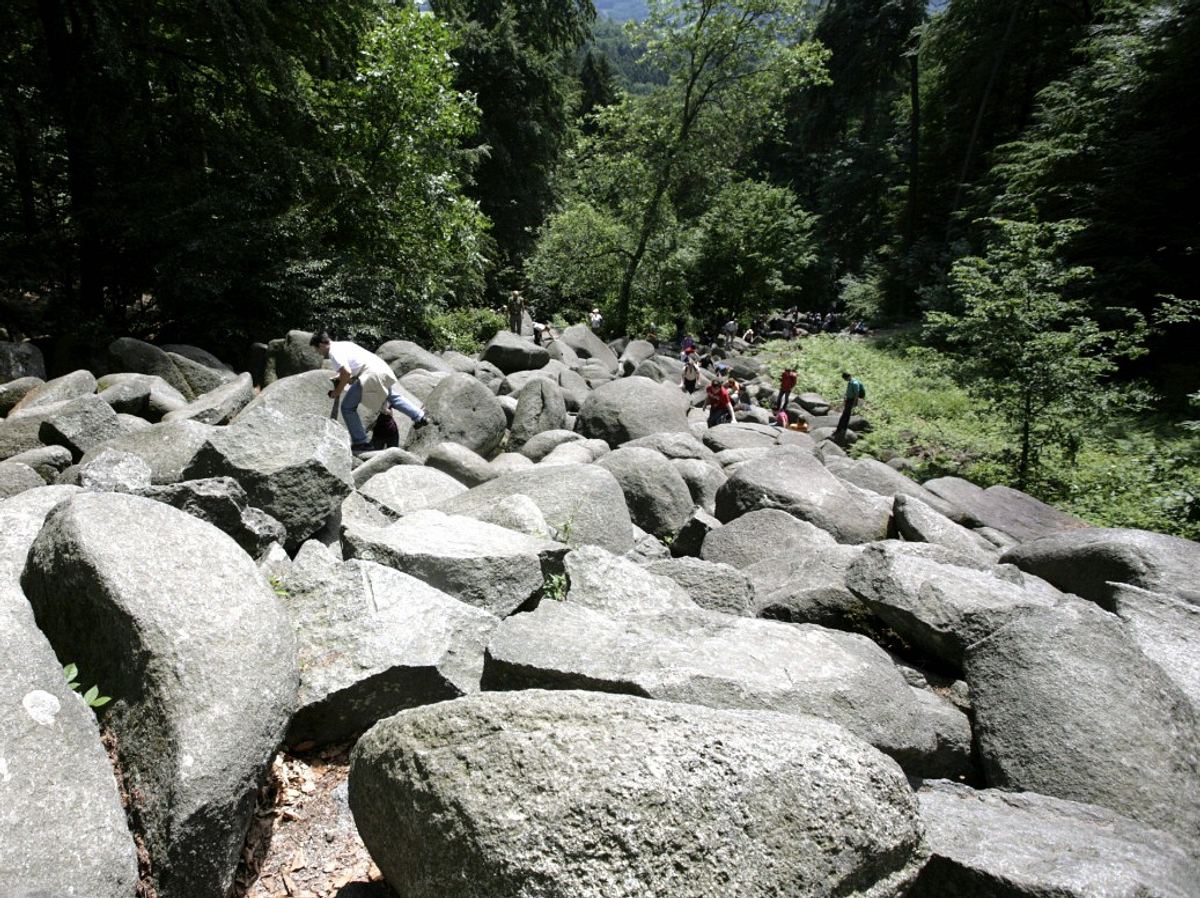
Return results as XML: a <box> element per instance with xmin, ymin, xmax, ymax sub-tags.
<box><xmin>430</xmin><ymin>0</ymin><xmax>597</xmax><ymax>288</ymax></box>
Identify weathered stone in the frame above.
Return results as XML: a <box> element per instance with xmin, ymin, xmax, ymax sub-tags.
<box><xmin>596</xmin><ymin>446</ymin><xmax>695</xmax><ymax>538</ymax></box>
<box><xmin>4</xmin><ymin>443</ymin><xmax>72</xmax><ymax>482</ymax></box>
<box><xmin>846</xmin><ymin>541</ymin><xmax>1066</xmax><ymax>667</ymax></box>
<box><xmin>185</xmin><ymin>408</ymin><xmax>353</xmax><ymax>549</ymax></box>
<box><xmin>344</xmin><ymin>508</ymin><xmax>567</xmax><ymax>617</ymax></box>
<box><xmin>349</xmin><ymin>690</ymin><xmax>927</xmax><ymax>898</ymax></box>
<box><xmin>0</xmin><ymin>340</ymin><xmax>46</xmax><ymax>381</ymax></box>
<box><xmin>830</xmin><ymin>457</ymin><xmax>961</xmax><ymax>518</ymax></box>
<box><xmin>558</xmin><ymin>323</ymin><xmax>620</xmax><ymax>372</ymax></box>
<box><xmin>439</xmin><ymin>349</ymin><xmax>478</xmax><ymax>373</ymax></box>
<box><xmin>645</xmin><ymin>556</ymin><xmax>756</xmax><ymax>616</ymax></box>
<box><xmin>8</xmin><ymin>394</ymin><xmax>124</xmax><ymax>461</ymax></box>
<box><xmin>924</xmin><ymin>478</ymin><xmax>1089</xmax><ymax>541</ymax></box>
<box><xmin>280</xmin><ymin>543</ymin><xmax>498</xmax><ymax>745</ymax></box>
<box><xmin>1001</xmin><ymin>527</ymin><xmax>1200</xmax><ymax>607</ymax></box>
<box><xmin>359</xmin><ymin>464</ymin><xmax>467</xmax><ymax>517</ymax></box>
<box><xmin>0</xmin><ymin>460</ymin><xmax>45</xmax><ymax>499</ymax></box>
<box><xmin>576</xmin><ymin>376</ymin><xmax>691</xmax><ymax>447</ymax></box>
<box><xmin>715</xmin><ymin>446</ymin><xmax>889</xmax><ymax>543</ymax></box>
<box><xmin>264</xmin><ymin>329</ymin><xmax>324</xmax><ymax>383</ymax></box>
<box><xmin>480</xmin><ymin>331</ymin><xmax>551</xmax><ymax>375</ymax></box>
<box><xmin>744</xmin><ymin>545</ymin><xmax>866</xmax><ymax>628</ymax></box>
<box><xmin>235</xmin><ymin>368</ymin><xmax>334</xmax><ymax>424</ymax></box>
<box><xmin>509</xmin><ymin>377</ymin><xmax>567</xmax><ymax>449</ymax></box>
<box><xmin>485</xmin><ymin>596</ymin><xmax>970</xmax><ymax>777</ymax></box>
<box><xmin>77</xmin><ymin>448</ymin><xmax>153</xmax><ymax>493</ymax></box>
<box><xmin>351</xmin><ymin>446</ymin><xmax>421</xmax><ymax>488</ymax></box>
<box><xmin>473</xmin><ymin>492</ymin><xmax>551</xmax><ymax>538</ymax></box>
<box><xmin>7</xmin><ymin>369</ymin><xmax>97</xmax><ymax>417</ymax></box>
<box><xmin>141</xmin><ymin>476</ymin><xmax>287</xmax><ymax>558</ymax></box>
<box><xmin>701</xmin><ymin>507</ymin><xmax>836</xmax><ymax>570</ymax></box>
<box><xmin>438</xmin><ymin>463</ymin><xmax>634</xmax><ymax>553</ymax></box>
<box><xmin>22</xmin><ymin>492</ymin><xmax>297</xmax><ymax>898</ymax></box>
<box><xmin>424</xmin><ymin>442</ymin><xmax>497</xmax><ymax>487</ymax></box>
<box><xmin>515</xmin><ymin>430</ymin><xmax>586</xmax><ymax>464</ymax></box>
<box><xmin>0</xmin><ymin>485</ymin><xmax>138</xmax><ymax>898</ymax></box>
<box><xmin>1111</xmin><ymin>583</ymin><xmax>1200</xmax><ymax>713</ymax></box>
<box><xmin>107</xmin><ymin>337</ymin><xmax>194</xmax><ymax>399</ymax></box>
<box><xmin>411</xmin><ymin>373</ymin><xmax>507</xmax><ymax>460</ymax></box>
<box><xmin>894</xmin><ymin>493</ymin><xmax>997</xmax><ymax>562</ymax></box>
<box><xmin>796</xmin><ymin>392</ymin><xmax>830</xmax><ymax>415</ymax></box>
<box><xmin>376</xmin><ymin>339</ymin><xmax>455</xmax><ymax>376</ymax></box>
<box><xmin>669</xmin><ymin>507</ymin><xmax>722</xmax><ymax>558</ymax></box>
<box><xmin>166</xmin><ymin>350</ymin><xmax>238</xmax><ymax>397</ymax></box>
<box><xmin>79</xmin><ymin>418</ymin><xmax>212</xmax><ymax>484</ymax></box>
<box><xmin>96</xmin><ymin>371</ymin><xmax>190</xmax><ymax>419</ymax></box>
<box><xmin>701</xmin><ymin>423</ymin><xmax>781</xmax><ymax>453</ymax></box>
<box><xmin>966</xmin><ymin>601</ymin><xmax>1200</xmax><ymax>842</ymax></box>
<box><xmin>162</xmin><ymin>371</ymin><xmax>254</xmax><ymax>425</ymax></box>
<box><xmin>396</xmin><ymin>368</ymin><xmax>450</xmax><ymax>402</ymax></box>
<box><xmin>910</xmin><ymin>780</ymin><xmax>1200</xmax><ymax>898</ymax></box>
<box><xmin>159</xmin><ymin>343</ymin><xmax>234</xmax><ymax>373</ymax></box>
<box><xmin>0</xmin><ymin>375</ymin><xmax>45</xmax><ymax>416</ymax></box>
<box><xmin>562</xmin><ymin>545</ymin><xmax>698</xmax><ymax>614</ymax></box>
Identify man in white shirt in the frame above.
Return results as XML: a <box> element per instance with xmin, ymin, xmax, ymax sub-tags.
<box><xmin>309</xmin><ymin>331</ymin><xmax>428</xmax><ymax>452</ymax></box>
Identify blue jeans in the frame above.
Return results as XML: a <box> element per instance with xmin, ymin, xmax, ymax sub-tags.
<box><xmin>340</xmin><ymin>380</ymin><xmax>424</xmax><ymax>444</ymax></box>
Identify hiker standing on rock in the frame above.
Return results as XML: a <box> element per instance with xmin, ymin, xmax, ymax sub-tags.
<box><xmin>776</xmin><ymin>367</ymin><xmax>798</xmax><ymax>412</ymax></box>
<box><xmin>833</xmin><ymin>370</ymin><xmax>865</xmax><ymax>443</ymax></box>
<box><xmin>310</xmin><ymin>331</ymin><xmax>429</xmax><ymax>453</ymax></box>
<box><xmin>704</xmin><ymin>366</ymin><xmax>733</xmax><ymax>427</ymax></box>
<box><xmin>507</xmin><ymin>290</ymin><xmax>526</xmax><ymax>334</ymax></box>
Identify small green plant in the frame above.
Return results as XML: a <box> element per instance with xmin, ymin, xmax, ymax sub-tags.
<box><xmin>268</xmin><ymin>575</ymin><xmax>289</xmax><ymax>598</ymax></box>
<box><xmin>63</xmin><ymin>663</ymin><xmax>111</xmax><ymax>709</ymax></box>
<box><xmin>542</xmin><ymin>572</ymin><xmax>568</xmax><ymax>602</ymax></box>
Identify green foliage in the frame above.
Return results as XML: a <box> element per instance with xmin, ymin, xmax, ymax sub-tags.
<box><xmin>542</xmin><ymin>572</ymin><xmax>569</xmax><ymax>601</ymax></box>
<box><xmin>925</xmin><ymin>219</ymin><xmax>1150</xmax><ymax>489</ymax></box>
<box><xmin>63</xmin><ymin>663</ymin><xmax>111</xmax><ymax>709</ymax></box>
<box><xmin>427</xmin><ymin>306</ymin><xmax>506</xmax><ymax>354</ymax></box>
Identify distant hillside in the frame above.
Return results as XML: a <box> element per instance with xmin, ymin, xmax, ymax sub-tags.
<box><xmin>595</xmin><ymin>0</ymin><xmax>648</xmax><ymax>21</ymax></box>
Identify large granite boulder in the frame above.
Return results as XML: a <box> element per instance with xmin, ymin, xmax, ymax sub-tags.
<box><xmin>7</xmin><ymin>369</ymin><xmax>97</xmax><ymax>417</ymax></box>
<box><xmin>846</xmin><ymin>542</ymin><xmax>1066</xmax><ymax>667</ymax></box>
<box><xmin>965</xmin><ymin>601</ymin><xmax>1200</xmax><ymax>843</ymax></box>
<box><xmin>701</xmin><ymin>508</ymin><xmax>836</xmax><ymax>569</ymax></box>
<box><xmin>518</xmin><ymin>428</ymin><xmax>583</xmax><ymax>462</ymax></box>
<box><xmin>644</xmin><ymin>557</ymin><xmax>756</xmax><ymax>617</ymax></box>
<box><xmin>263</xmin><ymin>329</ymin><xmax>324</xmax><ymax>383</ymax></box>
<box><xmin>22</xmin><ymin>492</ymin><xmax>297</xmax><ymax>898</ymax></box>
<box><xmin>0</xmin><ymin>340</ymin><xmax>46</xmax><ymax>381</ymax></box>
<box><xmin>5</xmin><ymin>443</ymin><xmax>73</xmax><ymax>482</ymax></box>
<box><xmin>1111</xmin><ymin>583</ymin><xmax>1200</xmax><ymax>712</ymax></box>
<box><xmin>343</xmin><ymin>509</ymin><xmax>567</xmax><ymax>617</ymax></box>
<box><xmin>509</xmin><ymin>377</ymin><xmax>567</xmax><ymax>450</ymax></box>
<box><xmin>480</xmin><ymin>331</ymin><xmax>551</xmax><ymax>375</ymax></box>
<box><xmin>349</xmin><ymin>690</ymin><xmax>927</xmax><ymax>898</ymax></box>
<box><xmin>1000</xmin><ymin>527</ymin><xmax>1200</xmax><ymax>607</ymax></box>
<box><xmin>96</xmin><ymin>371</ymin><xmax>190</xmax><ymax>419</ymax></box>
<box><xmin>744</xmin><ymin>546</ymin><xmax>866</xmax><ymax>628</ymax></box>
<box><xmin>624</xmin><ymin>430</ymin><xmax>719</xmax><ymax>465</ymax></box>
<box><xmin>414</xmin><ymin>373</ymin><xmax>507</xmax><ymax>460</ymax></box>
<box><xmin>671</xmin><ymin>456</ymin><xmax>727</xmax><ymax>514</ymax></box>
<box><xmin>359</xmin><ymin>464</ymin><xmax>467</xmax><ymax>517</ymax></box>
<box><xmin>162</xmin><ymin>371</ymin><xmax>254</xmax><ymax>425</ymax></box>
<box><xmin>107</xmin><ymin>337</ymin><xmax>194</xmax><ymax>399</ymax></box>
<box><xmin>0</xmin><ymin>460</ymin><xmax>44</xmax><ymax>499</ymax></box>
<box><xmin>559</xmin><ymin>545</ymin><xmax>698</xmax><ymax>614</ymax></box>
<box><xmin>1</xmin><ymin>394</ymin><xmax>124</xmax><ymax>462</ymax></box>
<box><xmin>423</xmin><ymin>442</ymin><xmax>497</xmax><ymax>487</ymax></box>
<box><xmin>558</xmin><ymin>323</ymin><xmax>619</xmax><ymax>372</ymax></box>
<box><xmin>184</xmin><ymin>408</ymin><xmax>353</xmax><ymax>549</ymax></box>
<box><xmin>279</xmin><ymin>542</ymin><xmax>499</xmax><ymax>745</ymax></box>
<box><xmin>910</xmin><ymin>780</ymin><xmax>1200</xmax><ymax>898</ymax></box>
<box><xmin>438</xmin><ymin>464</ymin><xmax>634</xmax><ymax>554</ymax></box>
<box><xmin>79</xmin><ymin>418</ymin><xmax>212</xmax><ymax>484</ymax></box>
<box><xmin>0</xmin><ymin>486</ymin><xmax>139</xmax><ymax>898</ymax></box>
<box><xmin>714</xmin><ymin>446</ymin><xmax>889</xmax><ymax>544</ymax></box>
<box><xmin>165</xmin><ymin>350</ymin><xmax>238</xmax><ymax>397</ymax></box>
<box><xmin>596</xmin><ymin>446</ymin><xmax>695</xmax><ymax>538</ymax></box>
<box><xmin>924</xmin><ymin>480</ymin><xmax>1089</xmax><ymax>543</ymax></box>
<box><xmin>234</xmin><ymin>369</ymin><xmax>332</xmax><ymax>424</ymax></box>
<box><xmin>0</xmin><ymin>375</ymin><xmax>44</xmax><ymax>416</ymax></box>
<box><xmin>140</xmin><ymin>476</ymin><xmax>286</xmax><ymax>558</ymax></box>
<box><xmin>701</xmin><ymin>423</ymin><xmax>781</xmax><ymax>453</ymax></box>
<box><xmin>159</xmin><ymin>343</ymin><xmax>233</xmax><ymax>373</ymax></box>
<box><xmin>893</xmin><ymin>493</ymin><xmax>997</xmax><ymax>562</ymax></box>
<box><xmin>576</xmin><ymin>376</ymin><xmax>691</xmax><ymax>448</ymax></box>
<box><xmin>376</xmin><ymin>339</ymin><xmax>455</xmax><ymax>376</ymax></box>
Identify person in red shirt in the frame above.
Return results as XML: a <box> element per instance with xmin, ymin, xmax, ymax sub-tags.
<box><xmin>705</xmin><ymin>374</ymin><xmax>733</xmax><ymax>427</ymax></box>
<box><xmin>776</xmin><ymin>367</ymin><xmax>798</xmax><ymax>412</ymax></box>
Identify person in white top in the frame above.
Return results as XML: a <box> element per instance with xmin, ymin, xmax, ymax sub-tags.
<box><xmin>309</xmin><ymin>331</ymin><xmax>428</xmax><ymax>451</ymax></box>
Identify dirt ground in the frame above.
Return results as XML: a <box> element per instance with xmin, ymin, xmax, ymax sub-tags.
<box><xmin>234</xmin><ymin>741</ymin><xmax>395</xmax><ymax>898</ymax></box>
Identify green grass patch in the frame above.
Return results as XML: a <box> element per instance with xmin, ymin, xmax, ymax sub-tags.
<box><xmin>758</xmin><ymin>334</ymin><xmax>1200</xmax><ymax>540</ymax></box>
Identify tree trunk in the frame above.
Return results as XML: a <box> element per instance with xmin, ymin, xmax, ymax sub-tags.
<box><xmin>615</xmin><ymin>176</ymin><xmax>670</xmax><ymax>335</ymax></box>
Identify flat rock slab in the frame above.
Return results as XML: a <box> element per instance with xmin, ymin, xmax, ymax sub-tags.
<box><xmin>280</xmin><ymin>544</ymin><xmax>499</xmax><ymax>745</ymax></box>
<box><xmin>925</xmin><ymin>481</ymin><xmax>1089</xmax><ymax>543</ymax></box>
<box><xmin>343</xmin><ymin>508</ymin><xmax>567</xmax><ymax>617</ymax></box>
<box><xmin>349</xmin><ymin>690</ymin><xmax>927</xmax><ymax>898</ymax></box>
<box><xmin>22</xmin><ymin>492</ymin><xmax>298</xmax><ymax>898</ymax></box>
<box><xmin>79</xmin><ymin>418</ymin><xmax>212</xmax><ymax>484</ymax></box>
<box><xmin>438</xmin><ymin>463</ymin><xmax>634</xmax><ymax>554</ymax></box>
<box><xmin>846</xmin><ymin>541</ymin><xmax>1066</xmax><ymax>667</ymax></box>
<box><xmin>0</xmin><ymin>486</ymin><xmax>139</xmax><ymax>898</ymax></box>
<box><xmin>484</xmin><ymin>600</ymin><xmax>970</xmax><ymax>778</ymax></box>
<box><xmin>1111</xmin><ymin>583</ymin><xmax>1200</xmax><ymax>712</ymax></box>
<box><xmin>1001</xmin><ymin>526</ymin><xmax>1200</xmax><ymax>607</ymax></box>
<box><xmin>965</xmin><ymin>601</ymin><xmax>1200</xmax><ymax>844</ymax></box>
<box><xmin>910</xmin><ymin>780</ymin><xmax>1200</xmax><ymax>898</ymax></box>
<box><xmin>644</xmin><ymin>557</ymin><xmax>756</xmax><ymax>616</ymax></box>
<box><xmin>162</xmin><ymin>371</ymin><xmax>254</xmax><ymax>425</ymax></box>
<box><xmin>701</xmin><ymin>507</ymin><xmax>836</xmax><ymax>569</ymax></box>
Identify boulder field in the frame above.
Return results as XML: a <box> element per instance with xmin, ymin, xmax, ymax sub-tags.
<box><xmin>1</xmin><ymin>331</ymin><xmax>1198</xmax><ymax>898</ymax></box>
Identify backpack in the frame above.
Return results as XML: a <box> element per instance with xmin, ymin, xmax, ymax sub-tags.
<box><xmin>371</xmin><ymin>409</ymin><xmax>400</xmax><ymax>450</ymax></box>
<box><xmin>856</xmin><ymin>380</ymin><xmax>866</xmax><ymax>400</ymax></box>
<box><xmin>683</xmin><ymin>360</ymin><xmax>698</xmax><ymax>382</ymax></box>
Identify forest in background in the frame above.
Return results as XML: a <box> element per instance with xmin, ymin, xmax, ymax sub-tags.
<box><xmin>1</xmin><ymin>0</ymin><xmax>1197</xmax><ymax>530</ymax></box>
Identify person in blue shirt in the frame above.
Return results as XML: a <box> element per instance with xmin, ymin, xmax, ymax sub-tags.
<box><xmin>833</xmin><ymin>371</ymin><xmax>864</xmax><ymax>442</ymax></box>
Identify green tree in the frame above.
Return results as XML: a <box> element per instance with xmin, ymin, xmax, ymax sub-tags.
<box><xmin>925</xmin><ymin>218</ymin><xmax>1148</xmax><ymax>490</ymax></box>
